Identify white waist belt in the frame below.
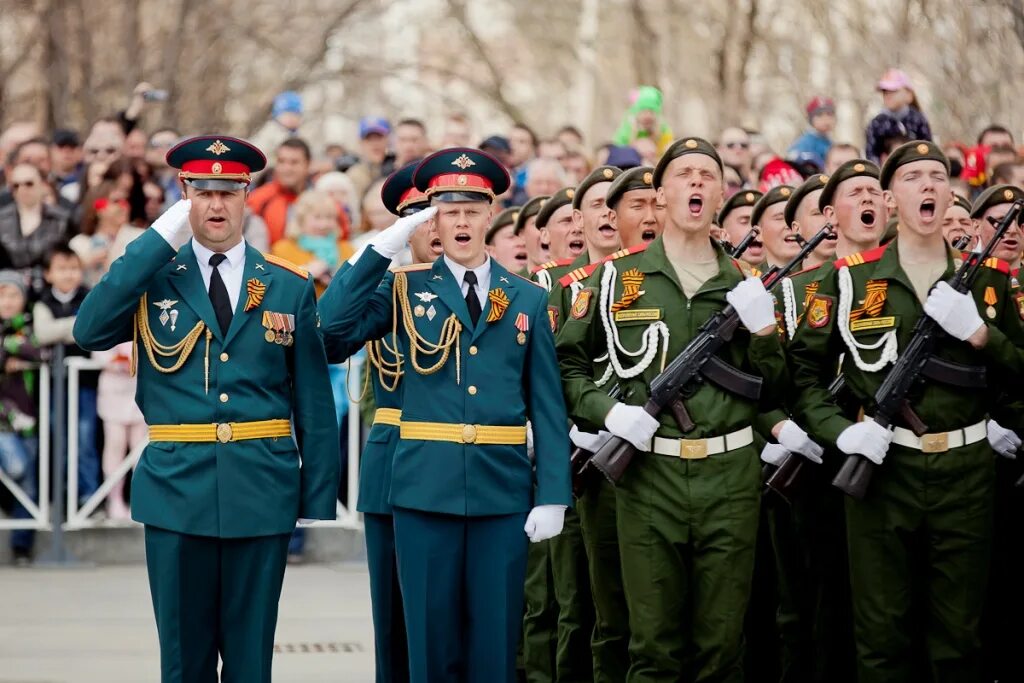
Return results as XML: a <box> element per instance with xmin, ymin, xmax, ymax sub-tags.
<box><xmin>651</xmin><ymin>426</ymin><xmax>754</xmax><ymax>459</ymax></box>
<box><xmin>862</xmin><ymin>416</ymin><xmax>986</xmax><ymax>454</ymax></box>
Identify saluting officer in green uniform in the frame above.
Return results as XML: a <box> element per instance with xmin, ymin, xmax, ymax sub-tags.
<box><xmin>327</xmin><ymin>161</ymin><xmax>439</xmax><ymax>683</ymax></box>
<box><xmin>73</xmin><ymin>135</ymin><xmax>340</xmax><ymax>683</ymax></box>
<box><xmin>558</xmin><ymin>137</ymin><xmax>788</xmax><ymax>682</ymax></box>
<box><xmin>789</xmin><ymin>141</ymin><xmax>1024</xmax><ymax>683</ymax></box>
<box><xmin>319</xmin><ymin>147</ymin><xmax>572</xmax><ymax>683</ymax></box>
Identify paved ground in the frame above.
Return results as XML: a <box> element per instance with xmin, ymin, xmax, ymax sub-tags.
<box><xmin>0</xmin><ymin>562</ymin><xmax>375</xmax><ymax>682</ymax></box>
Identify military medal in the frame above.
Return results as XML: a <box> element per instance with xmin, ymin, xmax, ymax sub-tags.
<box><xmin>283</xmin><ymin>314</ymin><xmax>295</xmax><ymax>346</ymax></box>
<box><xmin>515</xmin><ymin>312</ymin><xmax>529</xmax><ymax>345</ymax></box>
<box><xmin>984</xmin><ymin>286</ymin><xmax>998</xmax><ymax>319</ymax></box>
<box><xmin>262</xmin><ymin>311</ymin><xmax>274</xmax><ymax>342</ymax></box>
<box><xmin>273</xmin><ymin>312</ymin><xmax>285</xmax><ymax>344</ymax></box>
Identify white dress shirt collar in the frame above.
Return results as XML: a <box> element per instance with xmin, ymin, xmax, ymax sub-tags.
<box><xmin>444</xmin><ymin>254</ymin><xmax>492</xmax><ymax>306</ymax></box>
<box><xmin>192</xmin><ymin>237</ymin><xmax>246</xmax><ymax>271</ymax></box>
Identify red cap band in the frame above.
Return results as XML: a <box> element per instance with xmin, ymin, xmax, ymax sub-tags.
<box><xmin>426</xmin><ymin>172</ymin><xmax>494</xmax><ymax>196</ymax></box>
<box><xmin>179</xmin><ymin>159</ymin><xmax>251</xmax><ymax>179</ymax></box>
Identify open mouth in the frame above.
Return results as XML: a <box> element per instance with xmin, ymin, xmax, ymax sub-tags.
<box><xmin>919</xmin><ymin>199</ymin><xmax>936</xmax><ymax>220</ymax></box>
<box><xmin>825</xmin><ymin>232</ymin><xmax>838</xmax><ymax>241</ymax></box>
<box><xmin>860</xmin><ymin>209</ymin><xmax>876</xmax><ymax>227</ymax></box>
<box><xmin>207</xmin><ymin>216</ymin><xmax>226</xmax><ymax>226</ymax></box>
<box><xmin>598</xmin><ymin>223</ymin><xmax>616</xmax><ymax>238</ymax></box>
<box><xmin>430</xmin><ymin>237</ymin><xmax>443</xmax><ymax>254</ymax></box>
<box><xmin>454</xmin><ymin>232</ymin><xmax>472</xmax><ymax>245</ymax></box>
<box><xmin>568</xmin><ymin>239</ymin><xmax>585</xmax><ymax>254</ymax></box>
<box><xmin>688</xmin><ymin>195</ymin><xmax>704</xmax><ymax>217</ymax></box>
<box><xmin>785</xmin><ymin>234</ymin><xmax>802</xmax><ymax>245</ymax></box>
<box><xmin>514</xmin><ymin>251</ymin><xmax>528</xmax><ymax>264</ymax></box>
<box><xmin>641</xmin><ymin>229</ymin><xmax>657</xmax><ymax>242</ymax></box>
<box><xmin>1002</xmin><ymin>238</ymin><xmax>1019</xmax><ymax>252</ymax></box>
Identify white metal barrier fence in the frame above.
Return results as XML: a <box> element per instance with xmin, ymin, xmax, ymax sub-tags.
<box><xmin>0</xmin><ymin>354</ymin><xmax>366</xmax><ymax>533</ymax></box>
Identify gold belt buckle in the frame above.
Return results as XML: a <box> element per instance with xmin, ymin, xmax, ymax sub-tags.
<box><xmin>920</xmin><ymin>432</ymin><xmax>948</xmax><ymax>454</ymax></box>
<box><xmin>461</xmin><ymin>424</ymin><xmax>477</xmax><ymax>444</ymax></box>
<box><xmin>216</xmin><ymin>423</ymin><xmax>233</xmax><ymax>443</ymax></box>
<box><xmin>679</xmin><ymin>438</ymin><xmax>708</xmax><ymax>459</ymax></box>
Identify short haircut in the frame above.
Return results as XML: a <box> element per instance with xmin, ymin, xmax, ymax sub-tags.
<box><xmin>396</xmin><ymin>118</ymin><xmax>427</xmax><ymax>133</ymax></box>
<box><xmin>558</xmin><ymin>124</ymin><xmax>583</xmax><ymax>139</ymax></box>
<box><xmin>8</xmin><ymin>137</ymin><xmax>49</xmax><ymax>167</ymax></box>
<box><xmin>512</xmin><ymin>122</ymin><xmax>538</xmax><ymax>147</ymax></box>
<box><xmin>43</xmin><ymin>243</ymin><xmax>80</xmax><ymax>270</ymax></box>
<box><xmin>277</xmin><ymin>137</ymin><xmax>311</xmax><ymax>161</ymax></box>
<box><xmin>991</xmin><ymin>161</ymin><xmax>1024</xmax><ymax>185</ymax></box>
<box><xmin>977</xmin><ymin>124</ymin><xmax>1014</xmax><ymax>146</ymax></box>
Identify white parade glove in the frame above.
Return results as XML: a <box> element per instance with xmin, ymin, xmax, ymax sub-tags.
<box><xmin>151</xmin><ymin>199</ymin><xmax>193</xmax><ymax>250</ymax></box>
<box><xmin>346</xmin><ymin>244</ymin><xmax>367</xmax><ymax>265</ymax></box>
<box><xmin>569</xmin><ymin>425</ymin><xmax>612</xmax><ymax>452</ymax></box>
<box><xmin>604</xmin><ymin>403</ymin><xmax>659</xmax><ymax>451</ymax></box>
<box><xmin>777</xmin><ymin>420</ymin><xmax>824</xmax><ymax>464</ymax></box>
<box><xmin>987</xmin><ymin>419</ymin><xmax>1021</xmax><ymax>459</ymax></box>
<box><xmin>370</xmin><ymin>206</ymin><xmax>438</xmax><ymax>258</ymax></box>
<box><xmin>923</xmin><ymin>282</ymin><xmax>984</xmax><ymax>341</ymax></box>
<box><xmin>836</xmin><ymin>421</ymin><xmax>893</xmax><ymax>465</ymax></box>
<box><xmin>526</xmin><ymin>422</ymin><xmax>535</xmax><ymax>461</ymax></box>
<box><xmin>524</xmin><ymin>504</ymin><xmax>566</xmax><ymax>542</ymax></box>
<box><xmin>726</xmin><ymin>276</ymin><xmax>776</xmax><ymax>333</ymax></box>
<box><xmin>760</xmin><ymin>443</ymin><xmax>790</xmax><ymax>466</ymax></box>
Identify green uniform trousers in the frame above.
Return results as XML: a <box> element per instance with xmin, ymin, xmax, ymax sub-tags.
<box><xmin>144</xmin><ymin>525</ymin><xmax>291</xmax><ymax>683</ymax></box>
<box><xmin>768</xmin><ymin>459</ymin><xmax>855</xmax><ymax>683</ymax></box>
<box><xmin>364</xmin><ymin>512</ymin><xmax>409</xmax><ymax>683</ymax></box>
<box><xmin>578</xmin><ymin>476</ymin><xmax>631</xmax><ymax>683</ymax></box>
<box><xmin>548</xmin><ymin>507</ymin><xmax>595</xmax><ymax>682</ymax></box>
<box><xmin>617</xmin><ymin>446</ymin><xmax>760</xmax><ymax>683</ymax></box>
<box><xmin>522</xmin><ymin>537</ymin><xmax>557</xmax><ymax>681</ymax></box>
<box><xmin>846</xmin><ymin>442</ymin><xmax>994</xmax><ymax>683</ymax></box>
<box><xmin>744</xmin><ymin>497</ymin><xmax>780</xmax><ymax>682</ymax></box>
<box><xmin>982</xmin><ymin>456</ymin><xmax>1024</xmax><ymax>682</ymax></box>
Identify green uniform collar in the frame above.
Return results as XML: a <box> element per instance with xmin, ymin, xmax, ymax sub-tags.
<box><xmin>869</xmin><ymin>236</ymin><xmax>958</xmax><ymax>299</ymax></box>
<box><xmin>638</xmin><ymin>236</ymin><xmax>742</xmax><ymax>297</ymax></box>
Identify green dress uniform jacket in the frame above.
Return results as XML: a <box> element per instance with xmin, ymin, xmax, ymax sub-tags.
<box><xmin>788</xmin><ymin>239</ymin><xmax>1024</xmax><ymax>683</ymax></box>
<box><xmin>73</xmin><ymin>228</ymin><xmax>340</xmax><ymax>536</ymax></box>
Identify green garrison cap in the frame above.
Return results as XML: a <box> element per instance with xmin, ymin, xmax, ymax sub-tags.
<box><xmin>653</xmin><ymin>137</ymin><xmax>723</xmax><ymax>188</ymax></box>
<box><xmin>573</xmin><ymin>166</ymin><xmax>623</xmax><ymax>210</ymax></box>
<box><xmin>751</xmin><ymin>185</ymin><xmax>793</xmax><ymax>227</ymax></box>
<box><xmin>716</xmin><ymin>189</ymin><xmax>762</xmax><ymax>226</ymax></box>
<box><xmin>607</xmin><ymin>166</ymin><xmax>656</xmax><ymax>209</ymax></box>
<box><xmin>536</xmin><ymin>187</ymin><xmax>576</xmax><ymax>229</ymax></box>
<box><xmin>951</xmin><ymin>193</ymin><xmax>972</xmax><ymax>214</ymax></box>
<box><xmin>970</xmin><ymin>184</ymin><xmax>1024</xmax><ymax>219</ymax></box>
<box><xmin>486</xmin><ymin>206</ymin><xmax>521</xmax><ymax>244</ymax></box>
<box><xmin>785</xmin><ymin>174</ymin><xmax>830</xmax><ymax>226</ymax></box>
<box><xmin>879</xmin><ymin>140</ymin><xmax>949</xmax><ymax>190</ymax></box>
<box><xmin>818</xmin><ymin>159</ymin><xmax>880</xmax><ymax>211</ymax></box>
<box><xmin>513</xmin><ymin>195</ymin><xmax>549</xmax><ymax>235</ymax></box>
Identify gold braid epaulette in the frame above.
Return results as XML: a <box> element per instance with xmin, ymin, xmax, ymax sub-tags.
<box><xmin>132</xmin><ymin>293</ymin><xmax>213</xmax><ymax>393</ymax></box>
<box><xmin>393</xmin><ymin>271</ymin><xmax>462</xmax><ymax>384</ymax></box>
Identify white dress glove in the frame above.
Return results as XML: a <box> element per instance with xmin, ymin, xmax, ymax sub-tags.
<box><xmin>526</xmin><ymin>422</ymin><xmax>535</xmax><ymax>461</ymax></box>
<box><xmin>604</xmin><ymin>403</ymin><xmax>660</xmax><ymax>450</ymax></box>
<box><xmin>151</xmin><ymin>199</ymin><xmax>193</xmax><ymax>250</ymax></box>
<box><xmin>569</xmin><ymin>425</ymin><xmax>612</xmax><ymax>452</ymax></box>
<box><xmin>370</xmin><ymin>206</ymin><xmax>438</xmax><ymax>258</ymax></box>
<box><xmin>836</xmin><ymin>421</ymin><xmax>893</xmax><ymax>465</ymax></box>
<box><xmin>760</xmin><ymin>443</ymin><xmax>790</xmax><ymax>466</ymax></box>
<box><xmin>726</xmin><ymin>276</ymin><xmax>776</xmax><ymax>333</ymax></box>
<box><xmin>987</xmin><ymin>419</ymin><xmax>1021</xmax><ymax>459</ymax></box>
<box><xmin>524</xmin><ymin>505</ymin><xmax>566</xmax><ymax>542</ymax></box>
<box><xmin>923</xmin><ymin>282</ymin><xmax>984</xmax><ymax>341</ymax></box>
<box><xmin>777</xmin><ymin>420</ymin><xmax>824</xmax><ymax>464</ymax></box>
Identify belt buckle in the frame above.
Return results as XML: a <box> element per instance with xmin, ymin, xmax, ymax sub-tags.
<box><xmin>216</xmin><ymin>423</ymin><xmax>233</xmax><ymax>443</ymax></box>
<box><xmin>920</xmin><ymin>432</ymin><xmax>948</xmax><ymax>454</ymax></box>
<box><xmin>679</xmin><ymin>438</ymin><xmax>708</xmax><ymax>459</ymax></box>
<box><xmin>461</xmin><ymin>424</ymin><xmax>477</xmax><ymax>444</ymax></box>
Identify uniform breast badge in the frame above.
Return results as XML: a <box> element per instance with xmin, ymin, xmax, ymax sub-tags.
<box><xmin>414</xmin><ymin>305</ymin><xmax>426</xmax><ymax>318</ymax></box>
<box><xmin>153</xmin><ymin>299</ymin><xmax>179</xmax><ymax>331</ymax></box>
<box><xmin>487</xmin><ymin>288</ymin><xmax>510</xmax><ymax>323</ymax></box>
<box><xmin>244</xmin><ymin>278</ymin><xmax>266</xmax><ymax>312</ymax></box>
<box><xmin>415</xmin><ymin>291</ymin><xmax>439</xmax><ymax>303</ymax></box>
<box><xmin>807</xmin><ymin>295</ymin><xmax>832</xmax><ymax>328</ymax></box>
<box><xmin>515</xmin><ymin>312</ymin><xmax>529</xmax><ymax>345</ymax></box>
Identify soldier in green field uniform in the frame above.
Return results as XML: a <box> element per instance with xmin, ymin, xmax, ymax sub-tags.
<box><xmin>325</xmin><ymin>161</ymin><xmax>439</xmax><ymax>683</ymax></box>
<box><xmin>558</xmin><ymin>137</ymin><xmax>788</xmax><ymax>682</ymax></box>
<box><xmin>751</xmin><ymin>184</ymin><xmax>799</xmax><ymax>274</ymax></box>
<box><xmin>319</xmin><ymin>147</ymin><xmax>572</xmax><ymax>683</ymax></box>
<box><xmin>73</xmin><ymin>135</ymin><xmax>341</xmax><ymax>683</ymax></box>
<box><xmin>715</xmin><ymin>188</ymin><xmax>763</xmax><ymax>267</ymax></box>
<box><xmin>789</xmin><ymin>141</ymin><xmax>1024</xmax><ymax>683</ymax></box>
<box><xmin>516</xmin><ymin>194</ymin><xmax>552</xmax><ymax>276</ymax></box>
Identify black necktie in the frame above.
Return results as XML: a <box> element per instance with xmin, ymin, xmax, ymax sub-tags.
<box><xmin>208</xmin><ymin>253</ymin><xmax>233</xmax><ymax>335</ymax></box>
<box><xmin>464</xmin><ymin>271</ymin><xmax>482</xmax><ymax>327</ymax></box>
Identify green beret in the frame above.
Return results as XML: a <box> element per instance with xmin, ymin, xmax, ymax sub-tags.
<box><xmin>951</xmin><ymin>193</ymin><xmax>972</xmax><ymax>214</ymax></box>
<box><xmin>573</xmin><ymin>166</ymin><xmax>622</xmax><ymax>210</ymax></box>
<box><xmin>879</xmin><ymin>140</ymin><xmax>949</xmax><ymax>190</ymax></box>
<box><xmin>536</xmin><ymin>187</ymin><xmax>576</xmax><ymax>229</ymax></box>
<box><xmin>487</xmin><ymin>206</ymin><xmax>521</xmax><ymax>244</ymax></box>
<box><xmin>606</xmin><ymin>166</ymin><xmax>656</xmax><ymax>210</ymax></box>
<box><xmin>751</xmin><ymin>185</ymin><xmax>793</xmax><ymax>228</ymax></box>
<box><xmin>969</xmin><ymin>184</ymin><xmax>1024</xmax><ymax>219</ymax></box>
<box><xmin>785</xmin><ymin>174</ymin><xmax>830</xmax><ymax>226</ymax></box>
<box><xmin>653</xmin><ymin>137</ymin><xmax>723</xmax><ymax>188</ymax></box>
<box><xmin>818</xmin><ymin>159</ymin><xmax>879</xmax><ymax>211</ymax></box>
<box><xmin>716</xmin><ymin>189</ymin><xmax>762</xmax><ymax>226</ymax></box>
<box><xmin>513</xmin><ymin>195</ymin><xmax>548</xmax><ymax>235</ymax></box>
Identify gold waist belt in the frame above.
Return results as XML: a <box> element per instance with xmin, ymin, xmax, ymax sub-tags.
<box><xmin>399</xmin><ymin>421</ymin><xmax>527</xmax><ymax>445</ymax></box>
<box><xmin>373</xmin><ymin>408</ymin><xmax>402</xmax><ymax>426</ymax></box>
<box><xmin>149</xmin><ymin>419</ymin><xmax>292</xmax><ymax>444</ymax></box>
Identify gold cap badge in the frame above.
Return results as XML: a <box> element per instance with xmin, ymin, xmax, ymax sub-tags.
<box><xmin>643</xmin><ymin>172</ymin><xmax>653</xmax><ymax>185</ymax></box>
<box><xmin>685</xmin><ymin>139</ymin><xmax>698</xmax><ymax>149</ymax></box>
<box><xmin>603</xmin><ymin>168</ymin><xmax>614</xmax><ymax>179</ymax></box>
<box><xmin>566</xmin><ymin>188</ymin><xmax>575</xmax><ymax>200</ymax></box>
<box><xmin>212</xmin><ymin>162</ymin><xmax>222</xmax><ymax>174</ymax></box>
<box><xmin>854</xmin><ymin>163</ymin><xmax>865</xmax><ymax>172</ymax></box>
<box><xmin>916</xmin><ymin>143</ymin><xmax>929</xmax><ymax>154</ymax></box>
<box><xmin>452</xmin><ymin>153</ymin><xmax>476</xmax><ymax>169</ymax></box>
<box><xmin>1005</xmin><ymin>189</ymin><xmax>1015</xmax><ymax>200</ymax></box>
<box><xmin>819</xmin><ymin>175</ymin><xmax>829</xmax><ymax>183</ymax></box>
<box><xmin>457</xmin><ymin>174</ymin><xmax>468</xmax><ymax>186</ymax></box>
<box><xmin>780</xmin><ymin>187</ymin><xmax>791</xmax><ymax>197</ymax></box>
<box><xmin>745</xmin><ymin>192</ymin><xmax>754</xmax><ymax>202</ymax></box>
<box><xmin>207</xmin><ymin>140</ymin><xmax>230</xmax><ymax>155</ymax></box>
